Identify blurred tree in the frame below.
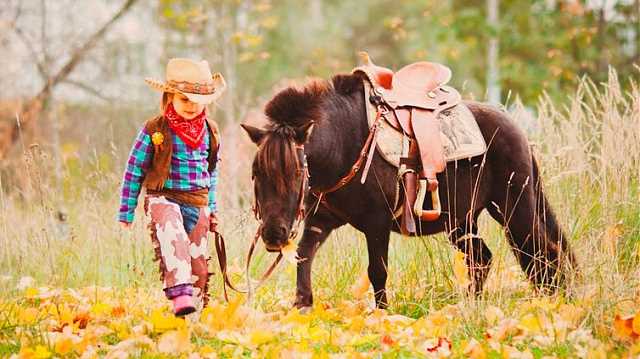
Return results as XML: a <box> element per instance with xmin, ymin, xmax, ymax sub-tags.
<box><xmin>487</xmin><ymin>0</ymin><xmax>500</xmax><ymax>104</ymax></box>
<box><xmin>0</xmin><ymin>0</ymin><xmax>139</xmax><ymax>197</ymax></box>
<box><xmin>157</xmin><ymin>0</ymin><xmax>280</xmax><ymax>124</ymax></box>
<box><xmin>155</xmin><ymin>0</ymin><xmax>639</xmax><ymax>110</ymax></box>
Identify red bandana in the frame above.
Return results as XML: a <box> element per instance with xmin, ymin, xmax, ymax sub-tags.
<box><xmin>164</xmin><ymin>103</ymin><xmax>207</xmax><ymax>149</ymax></box>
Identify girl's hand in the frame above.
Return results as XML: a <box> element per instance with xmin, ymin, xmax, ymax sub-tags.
<box><xmin>120</xmin><ymin>221</ymin><xmax>132</xmax><ymax>229</ymax></box>
<box><xmin>209</xmin><ymin>213</ymin><xmax>218</xmax><ymax>233</ymax></box>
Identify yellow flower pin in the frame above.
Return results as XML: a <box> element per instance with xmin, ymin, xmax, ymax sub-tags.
<box><xmin>151</xmin><ymin>132</ymin><xmax>164</xmax><ymax>145</ymax></box>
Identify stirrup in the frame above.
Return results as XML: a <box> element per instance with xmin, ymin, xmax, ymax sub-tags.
<box><xmin>414</xmin><ymin>178</ymin><xmax>441</xmax><ymax>221</ymax></box>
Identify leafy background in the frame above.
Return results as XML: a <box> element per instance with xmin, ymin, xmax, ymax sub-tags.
<box><xmin>0</xmin><ymin>0</ymin><xmax>639</xmax><ymax>357</ymax></box>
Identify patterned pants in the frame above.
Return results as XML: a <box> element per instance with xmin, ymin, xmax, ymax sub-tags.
<box><xmin>145</xmin><ymin>196</ymin><xmax>211</xmax><ymax>305</ymax></box>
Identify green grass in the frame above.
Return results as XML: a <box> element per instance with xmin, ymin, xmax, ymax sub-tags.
<box><xmin>0</xmin><ymin>71</ymin><xmax>638</xmax><ymax>357</ymax></box>
<box><xmin>0</xmin><ymin>341</ymin><xmax>20</xmax><ymax>356</ymax></box>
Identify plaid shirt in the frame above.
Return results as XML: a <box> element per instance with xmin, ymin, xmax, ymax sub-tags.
<box><xmin>118</xmin><ymin>126</ymin><xmax>219</xmax><ymax>223</ymax></box>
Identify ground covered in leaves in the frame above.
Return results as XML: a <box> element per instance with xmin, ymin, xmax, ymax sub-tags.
<box><xmin>1</xmin><ymin>276</ymin><xmax>639</xmax><ymax>358</ymax></box>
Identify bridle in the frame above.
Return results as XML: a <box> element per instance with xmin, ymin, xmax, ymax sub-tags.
<box><xmin>214</xmin><ymin>143</ymin><xmax>309</xmax><ymax>301</ymax></box>
<box><xmin>252</xmin><ymin>143</ymin><xmax>309</xmax><ymax>240</ymax></box>
<box><xmin>215</xmin><ymin>103</ymin><xmax>383</xmax><ymax>301</ymax></box>
<box><xmin>310</xmin><ymin>101</ymin><xmax>386</xmax><ymax>210</ymax></box>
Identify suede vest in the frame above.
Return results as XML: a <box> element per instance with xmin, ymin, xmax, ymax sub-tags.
<box><xmin>142</xmin><ymin>115</ymin><xmax>220</xmax><ymax>191</ymax></box>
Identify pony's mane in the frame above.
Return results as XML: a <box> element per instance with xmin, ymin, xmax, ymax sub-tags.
<box><xmin>264</xmin><ymin>79</ymin><xmax>330</xmax><ymax>128</ymax></box>
<box><xmin>255</xmin><ymin>128</ymin><xmax>300</xmax><ymax>194</ymax></box>
<box><xmin>256</xmin><ymin>74</ymin><xmax>363</xmax><ymax>193</ymax></box>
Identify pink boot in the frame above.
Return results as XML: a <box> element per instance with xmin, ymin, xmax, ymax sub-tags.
<box><xmin>172</xmin><ymin>295</ymin><xmax>196</xmax><ymax>316</ymax></box>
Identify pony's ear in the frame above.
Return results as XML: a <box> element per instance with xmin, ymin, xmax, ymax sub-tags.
<box><xmin>241</xmin><ymin>124</ymin><xmax>267</xmax><ymax>145</ymax></box>
<box><xmin>294</xmin><ymin>121</ymin><xmax>315</xmax><ymax>144</ymax></box>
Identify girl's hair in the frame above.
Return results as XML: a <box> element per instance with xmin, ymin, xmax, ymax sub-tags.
<box><xmin>160</xmin><ymin>92</ymin><xmax>173</xmax><ymax>112</ymax></box>
<box><xmin>160</xmin><ymin>92</ymin><xmax>211</xmax><ymax>115</ymax></box>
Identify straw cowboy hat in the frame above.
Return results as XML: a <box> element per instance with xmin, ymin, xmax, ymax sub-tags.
<box><xmin>145</xmin><ymin>58</ymin><xmax>226</xmax><ymax>105</ymax></box>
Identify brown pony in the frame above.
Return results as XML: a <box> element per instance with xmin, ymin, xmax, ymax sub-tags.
<box><xmin>242</xmin><ymin>73</ymin><xmax>576</xmax><ymax>309</ymax></box>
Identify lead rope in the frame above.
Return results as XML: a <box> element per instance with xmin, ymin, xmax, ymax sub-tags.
<box><xmin>213</xmin><ymin>224</ymin><xmax>287</xmax><ymax>303</ymax></box>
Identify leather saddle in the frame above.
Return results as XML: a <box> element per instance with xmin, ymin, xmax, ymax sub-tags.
<box><xmin>353</xmin><ymin>52</ymin><xmax>462</xmax><ymax>235</ymax></box>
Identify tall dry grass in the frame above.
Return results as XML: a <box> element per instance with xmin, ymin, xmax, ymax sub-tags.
<box><xmin>0</xmin><ymin>69</ymin><xmax>638</xmax><ymax>344</ymax></box>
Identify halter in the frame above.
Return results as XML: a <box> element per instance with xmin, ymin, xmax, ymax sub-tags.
<box><xmin>216</xmin><ymin>113</ymin><xmax>380</xmax><ymax>301</ymax></box>
<box><xmin>214</xmin><ymin>143</ymin><xmax>309</xmax><ymax>301</ymax></box>
<box><xmin>253</xmin><ymin>144</ymin><xmax>309</xmax><ymax>237</ymax></box>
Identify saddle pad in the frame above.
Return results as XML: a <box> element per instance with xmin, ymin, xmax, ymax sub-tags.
<box><xmin>364</xmin><ymin>83</ymin><xmax>487</xmax><ymax>167</ymax></box>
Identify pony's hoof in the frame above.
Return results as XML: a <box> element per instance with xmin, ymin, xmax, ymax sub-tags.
<box><xmin>298</xmin><ymin>306</ymin><xmax>312</xmax><ymax>314</ymax></box>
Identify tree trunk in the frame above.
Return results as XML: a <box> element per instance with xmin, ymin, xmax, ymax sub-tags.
<box><xmin>595</xmin><ymin>6</ymin><xmax>607</xmax><ymax>75</ymax></box>
<box><xmin>635</xmin><ymin>0</ymin><xmax>640</xmax><ymax>65</ymax></box>
<box><xmin>6</xmin><ymin>0</ymin><xmax>139</xmax><ymax>168</ymax></box>
<box><xmin>33</xmin><ymin>0</ymin><xmax>139</xmax><ymax>104</ymax></box>
<box><xmin>220</xmin><ymin>3</ymin><xmax>238</xmax><ymax>125</ymax></box>
<box><xmin>487</xmin><ymin>0</ymin><xmax>500</xmax><ymax>105</ymax></box>
<box><xmin>310</xmin><ymin>0</ymin><xmax>323</xmax><ymax>30</ymax></box>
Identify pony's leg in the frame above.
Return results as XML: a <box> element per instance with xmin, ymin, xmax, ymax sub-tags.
<box><xmin>365</xmin><ymin>228</ymin><xmax>391</xmax><ymax>309</ymax></box>
<box><xmin>294</xmin><ymin>207</ymin><xmax>345</xmax><ymax>309</ymax></box>
<box><xmin>449</xmin><ymin>219</ymin><xmax>493</xmax><ymax>294</ymax></box>
<box><xmin>293</xmin><ymin>227</ymin><xmax>332</xmax><ymax>309</ymax></box>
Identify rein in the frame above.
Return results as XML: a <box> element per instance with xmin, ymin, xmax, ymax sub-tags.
<box><xmin>214</xmin><ymin>91</ymin><xmax>384</xmax><ymax>301</ymax></box>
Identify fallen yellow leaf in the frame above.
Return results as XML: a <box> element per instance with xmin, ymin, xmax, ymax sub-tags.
<box><xmin>56</xmin><ymin>305</ymin><xmax>74</xmax><ymax>328</ymax></box>
<box><xmin>117</xmin><ymin>323</ymin><xmax>134</xmax><ymax>340</ymax></box>
<box><xmin>519</xmin><ymin>313</ymin><xmax>542</xmax><ymax>334</ymax></box>
<box><xmin>18</xmin><ymin>307</ymin><xmax>39</xmax><ymax>325</ymax></box>
<box><xmin>309</xmin><ymin>326</ymin><xmax>330</xmax><ymax>342</ymax></box>
<box><xmin>149</xmin><ymin>308</ymin><xmax>185</xmax><ymax>333</ymax></box>
<box><xmin>381</xmin><ymin>334</ymin><xmax>396</xmax><ymax>347</ymax></box>
<box><xmin>19</xmin><ymin>345</ymin><xmax>52</xmax><ymax>359</ymax></box>
<box><xmin>453</xmin><ymin>251</ymin><xmax>471</xmax><ymax>288</ymax></box>
<box><xmin>603</xmin><ymin>223</ymin><xmax>623</xmax><ymax>256</ymax></box>
<box><xmin>614</xmin><ymin>314</ymin><xmax>636</xmax><ymax>339</ymax></box>
<box><xmin>282</xmin><ymin>308</ymin><xmax>311</xmax><ymax>325</ymax></box>
<box><xmin>91</xmin><ymin>302</ymin><xmax>112</xmax><ymax>316</ymax></box>
<box><xmin>348</xmin><ymin>316</ymin><xmax>366</xmax><ymax>332</ymax></box>
<box><xmin>281</xmin><ymin>241</ymin><xmax>300</xmax><ymax>264</ymax></box>
<box><xmin>33</xmin><ymin>345</ymin><xmax>52</xmax><ymax>359</ymax></box>
<box><xmin>633</xmin><ymin>312</ymin><xmax>640</xmax><ymax>335</ymax></box>
<box><xmin>111</xmin><ymin>305</ymin><xmax>126</xmax><ymax>318</ymax></box>
<box><xmin>200</xmin><ymin>296</ymin><xmax>245</xmax><ymax>331</ymax></box>
<box><xmin>24</xmin><ymin>287</ymin><xmax>39</xmax><ymax>299</ymax></box>
<box><xmin>106</xmin><ymin>335</ymin><xmax>155</xmax><ymax>356</ymax></box>
<box><xmin>73</xmin><ymin>311</ymin><xmax>90</xmax><ymax>329</ymax></box>
<box><xmin>199</xmin><ymin>344</ymin><xmax>217</xmax><ymax>358</ymax></box>
<box><xmin>249</xmin><ymin>328</ymin><xmax>276</xmax><ymax>346</ymax></box>
<box><xmin>158</xmin><ymin>328</ymin><xmax>192</xmax><ymax>354</ymax></box>
<box><xmin>486</xmin><ymin>318</ymin><xmax>518</xmax><ymax>342</ymax></box>
<box><xmin>350</xmin><ymin>271</ymin><xmax>370</xmax><ymax>300</ymax></box>
<box><xmin>464</xmin><ymin>339</ymin><xmax>487</xmax><ymax>359</ymax></box>
<box><xmin>54</xmin><ymin>337</ymin><xmax>74</xmax><ymax>355</ymax></box>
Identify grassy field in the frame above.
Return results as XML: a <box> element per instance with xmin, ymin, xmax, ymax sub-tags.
<box><xmin>0</xmin><ymin>72</ymin><xmax>639</xmax><ymax>357</ymax></box>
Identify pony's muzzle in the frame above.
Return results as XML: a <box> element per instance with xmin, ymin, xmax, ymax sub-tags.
<box><xmin>262</xmin><ymin>222</ymin><xmax>290</xmax><ymax>251</ymax></box>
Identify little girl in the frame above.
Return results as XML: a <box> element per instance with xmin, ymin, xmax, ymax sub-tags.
<box><xmin>118</xmin><ymin>58</ymin><xmax>225</xmax><ymax>316</ymax></box>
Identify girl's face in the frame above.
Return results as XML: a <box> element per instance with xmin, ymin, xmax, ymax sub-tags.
<box><xmin>172</xmin><ymin>93</ymin><xmax>205</xmax><ymax>120</ymax></box>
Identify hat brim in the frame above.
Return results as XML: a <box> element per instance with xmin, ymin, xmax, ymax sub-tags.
<box><xmin>182</xmin><ymin>92</ymin><xmax>220</xmax><ymax>105</ymax></box>
<box><xmin>144</xmin><ymin>74</ymin><xmax>226</xmax><ymax>105</ymax></box>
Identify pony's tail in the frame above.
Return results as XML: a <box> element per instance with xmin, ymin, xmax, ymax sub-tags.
<box><xmin>531</xmin><ymin>154</ymin><xmax>578</xmax><ymax>275</ymax></box>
